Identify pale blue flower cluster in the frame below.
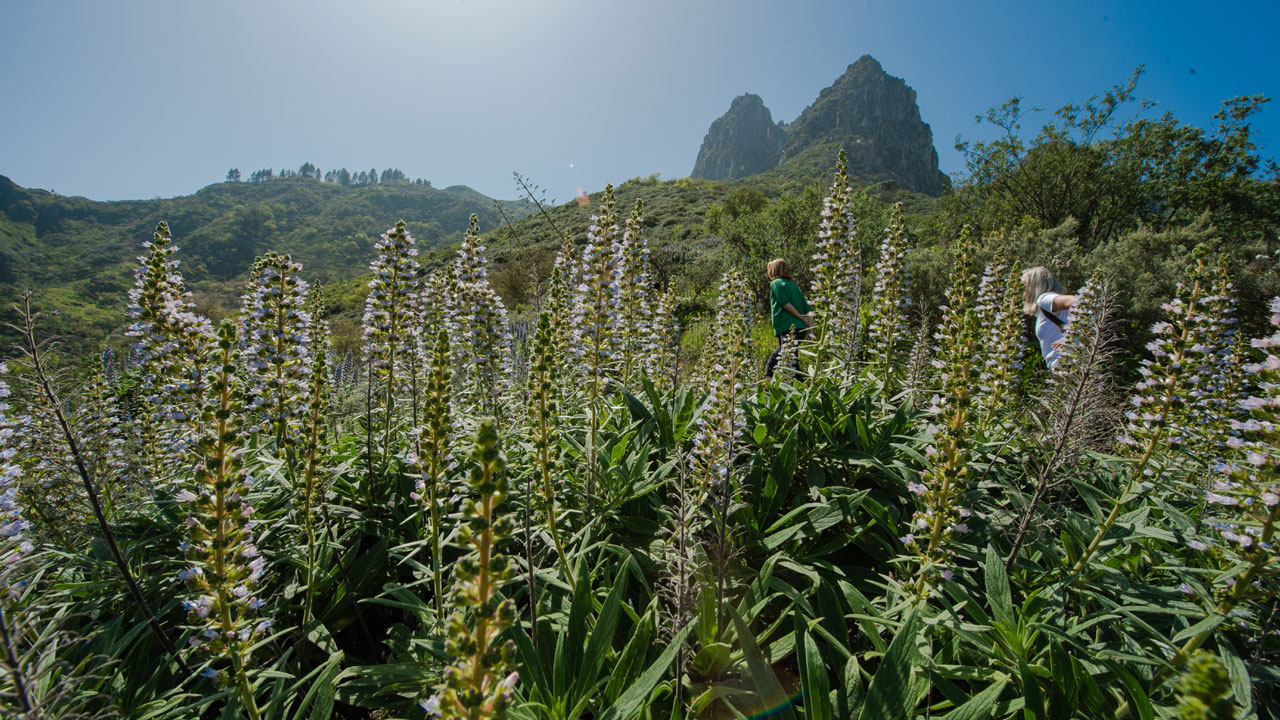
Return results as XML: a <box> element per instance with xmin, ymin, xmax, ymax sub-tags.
<box><xmin>0</xmin><ymin>365</ymin><xmax>32</xmax><ymax>578</ymax></box>
<box><xmin>239</xmin><ymin>253</ymin><xmax>313</xmax><ymax>444</ymax></box>
<box><xmin>362</xmin><ymin>221</ymin><xmax>422</xmax><ymax>398</ymax></box>
<box><xmin>866</xmin><ymin>203</ymin><xmax>912</xmax><ymax>372</ymax></box>
<box><xmin>452</xmin><ymin>214</ymin><xmax>511</xmax><ymax>416</ymax></box>
<box><xmin>810</xmin><ymin>151</ymin><xmax>861</xmax><ymax>361</ymax></box>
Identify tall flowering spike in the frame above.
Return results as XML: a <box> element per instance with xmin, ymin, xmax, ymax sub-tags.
<box><xmin>412</xmin><ymin>330</ymin><xmax>454</xmax><ymax>617</ymax></box>
<box><xmin>645</xmin><ymin>286</ymin><xmax>681</xmax><ymax>390</ymax></box>
<box><xmin>1200</xmin><ymin>295</ymin><xmax>1280</xmax><ymax>583</ymax></box>
<box><xmin>177</xmin><ymin>320</ymin><xmax>267</xmax><ymax>719</ymax></box>
<box><xmin>865</xmin><ymin>202</ymin><xmax>912</xmax><ymax>376</ymax></box>
<box><xmin>298</xmin><ymin>287</ymin><xmax>331</xmax><ymax>623</ymax></box>
<box><xmin>906</xmin><ymin>226</ymin><xmax>981</xmax><ymax>589</ymax></box>
<box><xmin>240</xmin><ymin>252</ymin><xmax>313</xmax><ymax>447</ymax></box>
<box><xmin>125</xmin><ymin>221</ymin><xmax>202</xmax><ymax>476</ymax></box>
<box><xmin>614</xmin><ymin>199</ymin><xmax>653</xmax><ymax>388</ymax></box>
<box><xmin>700</xmin><ymin>270</ymin><xmax>754</xmax><ymax>388</ymax></box>
<box><xmin>573</xmin><ymin>184</ymin><xmax>621</xmax><ymax>397</ymax></box>
<box><xmin>1073</xmin><ymin>249</ymin><xmax>1215</xmax><ymax>573</ymax></box>
<box><xmin>1118</xmin><ymin>251</ymin><xmax>1214</xmax><ymax>456</ymax></box>
<box><xmin>809</xmin><ymin>150</ymin><xmax>861</xmax><ymax>362</ymax></box>
<box><xmin>547</xmin><ymin>231</ymin><xmax>579</xmax><ymax>393</ymax></box>
<box><xmin>973</xmin><ymin>253</ymin><xmax>1024</xmax><ymax>426</ymax></box>
<box><xmin>81</xmin><ymin>361</ymin><xmax>135</xmax><ymax>522</ymax></box>
<box><xmin>1180</xmin><ymin>255</ymin><xmax>1248</xmax><ymax>469</ymax></box>
<box><xmin>690</xmin><ymin>337</ymin><xmax>744</xmax><ymax>504</ymax></box>
<box><xmin>454</xmin><ymin>214</ymin><xmax>511</xmax><ymax>419</ymax></box>
<box><xmin>527</xmin><ymin>313</ymin><xmax>571</xmax><ymax>581</ymax></box>
<box><xmin>436</xmin><ymin>421</ymin><xmax>519</xmax><ymax>719</ymax></box>
<box><xmin>362</xmin><ymin>220</ymin><xmax>422</xmax><ymax>427</ymax></box>
<box><xmin>0</xmin><ymin>364</ymin><xmax>31</xmax><ymax>581</ymax></box>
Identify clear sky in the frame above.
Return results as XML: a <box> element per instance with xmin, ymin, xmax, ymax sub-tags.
<box><xmin>1</xmin><ymin>0</ymin><xmax>1276</xmax><ymax>203</ymax></box>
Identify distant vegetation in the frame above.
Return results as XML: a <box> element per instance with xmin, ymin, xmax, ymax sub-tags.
<box><xmin>0</xmin><ymin>172</ymin><xmax>529</xmax><ymax>348</ymax></box>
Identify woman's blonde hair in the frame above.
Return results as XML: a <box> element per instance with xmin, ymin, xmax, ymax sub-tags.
<box><xmin>767</xmin><ymin>258</ymin><xmax>792</xmax><ymax>280</ymax></box>
<box><xmin>1021</xmin><ymin>266</ymin><xmax>1066</xmax><ymax>315</ymax></box>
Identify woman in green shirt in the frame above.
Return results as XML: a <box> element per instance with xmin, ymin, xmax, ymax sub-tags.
<box><xmin>765</xmin><ymin>258</ymin><xmax>812</xmax><ymax>380</ymax></box>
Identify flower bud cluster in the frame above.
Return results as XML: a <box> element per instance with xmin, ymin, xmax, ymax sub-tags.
<box><xmin>433</xmin><ymin>421</ymin><xmax>519</xmax><ymax>719</ymax></box>
<box><xmin>614</xmin><ymin>199</ymin><xmax>653</xmax><ymax>387</ymax></box>
<box><xmin>907</xmin><ymin>226</ymin><xmax>981</xmax><ymax>585</ymax></box>
<box><xmin>239</xmin><ymin>252</ymin><xmax>313</xmax><ymax>446</ymax></box>
<box><xmin>411</xmin><ymin>330</ymin><xmax>454</xmax><ymax>511</ymax></box>
<box><xmin>453</xmin><ymin>215</ymin><xmax>510</xmax><ymax>418</ymax></box>
<box><xmin>809</xmin><ymin>150</ymin><xmax>861</xmax><ymax>361</ymax></box>
<box><xmin>572</xmin><ymin>184</ymin><xmax>620</xmax><ymax>398</ymax></box>
<box><xmin>177</xmin><ymin>320</ymin><xmax>270</xmax><ymax>680</ymax></box>
<box><xmin>866</xmin><ymin>203</ymin><xmax>912</xmax><ymax>375</ymax></box>
<box><xmin>0</xmin><ymin>365</ymin><xmax>32</xmax><ymax>578</ymax></box>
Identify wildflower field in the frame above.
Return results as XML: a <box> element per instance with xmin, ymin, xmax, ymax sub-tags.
<box><xmin>1</xmin><ymin>153</ymin><xmax>1277</xmax><ymax>719</ymax></box>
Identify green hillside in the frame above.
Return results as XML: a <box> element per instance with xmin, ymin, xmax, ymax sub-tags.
<box><xmin>0</xmin><ymin>175</ymin><xmax>530</xmax><ymax>346</ymax></box>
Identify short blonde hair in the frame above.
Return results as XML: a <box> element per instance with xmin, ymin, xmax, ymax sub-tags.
<box><xmin>1021</xmin><ymin>266</ymin><xmax>1066</xmax><ymax>315</ymax></box>
<box><xmin>767</xmin><ymin>258</ymin><xmax>792</xmax><ymax>280</ymax></box>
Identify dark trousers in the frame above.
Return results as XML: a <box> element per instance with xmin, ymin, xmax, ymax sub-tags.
<box><xmin>765</xmin><ymin>328</ymin><xmax>807</xmax><ymax>379</ymax></box>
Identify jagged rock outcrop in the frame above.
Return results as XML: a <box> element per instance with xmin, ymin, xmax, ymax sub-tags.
<box><xmin>690</xmin><ymin>56</ymin><xmax>949</xmax><ymax>195</ymax></box>
<box><xmin>690</xmin><ymin>93</ymin><xmax>788</xmax><ymax>181</ymax></box>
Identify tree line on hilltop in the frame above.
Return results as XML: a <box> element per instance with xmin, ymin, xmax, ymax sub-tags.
<box><xmin>225</xmin><ymin>163</ymin><xmax>431</xmax><ymax>188</ymax></box>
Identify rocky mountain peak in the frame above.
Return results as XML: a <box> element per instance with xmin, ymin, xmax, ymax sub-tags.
<box><xmin>690</xmin><ymin>93</ymin><xmax>788</xmax><ymax>181</ymax></box>
<box><xmin>690</xmin><ymin>56</ymin><xmax>949</xmax><ymax>195</ymax></box>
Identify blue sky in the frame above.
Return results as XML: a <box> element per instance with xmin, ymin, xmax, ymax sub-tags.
<box><xmin>1</xmin><ymin>0</ymin><xmax>1276</xmax><ymax>202</ymax></box>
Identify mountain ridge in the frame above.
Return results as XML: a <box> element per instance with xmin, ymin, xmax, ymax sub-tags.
<box><xmin>691</xmin><ymin>55</ymin><xmax>949</xmax><ymax>195</ymax></box>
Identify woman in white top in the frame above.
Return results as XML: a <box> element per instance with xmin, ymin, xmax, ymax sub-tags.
<box><xmin>1021</xmin><ymin>266</ymin><xmax>1077</xmax><ymax>371</ymax></box>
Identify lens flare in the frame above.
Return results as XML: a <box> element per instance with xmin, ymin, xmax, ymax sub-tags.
<box><xmin>746</xmin><ymin>691</ymin><xmax>804</xmax><ymax>719</ymax></box>
<box><xmin>568</xmin><ymin>163</ymin><xmax>575</xmax><ymax>169</ymax></box>
<box><xmin>575</xmin><ymin>186</ymin><xmax>589</xmax><ymax>206</ymax></box>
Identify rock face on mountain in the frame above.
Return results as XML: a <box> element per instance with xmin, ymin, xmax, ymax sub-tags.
<box><xmin>691</xmin><ymin>93</ymin><xmax>788</xmax><ymax>182</ymax></box>
<box><xmin>690</xmin><ymin>55</ymin><xmax>949</xmax><ymax>195</ymax></box>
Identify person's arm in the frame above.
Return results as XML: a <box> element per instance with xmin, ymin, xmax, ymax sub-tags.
<box><xmin>1050</xmin><ymin>294</ymin><xmax>1077</xmax><ymax>312</ymax></box>
<box><xmin>783</xmin><ymin>302</ymin><xmax>813</xmax><ymax>327</ymax></box>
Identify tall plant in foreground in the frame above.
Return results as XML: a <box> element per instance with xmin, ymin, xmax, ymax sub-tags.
<box><xmin>865</xmin><ymin>202</ymin><xmax>911</xmax><ymax>379</ymax></box>
<box><xmin>972</xmin><ymin>254</ymin><xmax>1024</xmax><ymax>428</ymax></box>
<box><xmin>614</xmin><ymin>199</ymin><xmax>652</xmax><ymax>389</ymax></box>
<box><xmin>1004</xmin><ymin>275</ymin><xmax>1119</xmax><ymax>571</ymax></box>
<box><xmin>429</xmin><ymin>421</ymin><xmax>518</xmax><ymax>719</ymax></box>
<box><xmin>362</xmin><ymin>220</ymin><xmax>422</xmax><ymax>481</ymax></box>
<box><xmin>527</xmin><ymin>313</ymin><xmax>571</xmax><ymax>585</ymax></box>
<box><xmin>0</xmin><ymin>364</ymin><xmax>29</xmax><ymax>576</ymax></box>
<box><xmin>905</xmin><ymin>226</ymin><xmax>980</xmax><ymax>590</ymax></box>
<box><xmin>1146</xmin><ymin>294</ymin><xmax>1280</xmax><ymax>696</ymax></box>
<box><xmin>573</xmin><ymin>185</ymin><xmax>619</xmax><ymax>506</ymax></box>
<box><xmin>298</xmin><ymin>287</ymin><xmax>331</xmax><ymax>623</ymax></box>
<box><xmin>240</xmin><ymin>251</ymin><xmax>312</xmax><ymax>449</ymax></box>
<box><xmin>413</xmin><ymin>330</ymin><xmax>453</xmax><ymax>619</ymax></box>
<box><xmin>454</xmin><ymin>214</ymin><xmax>510</xmax><ymax>420</ymax></box>
<box><xmin>178</xmin><ymin>320</ymin><xmax>269</xmax><ymax>719</ymax></box>
<box><xmin>1073</xmin><ymin>251</ymin><xmax>1212</xmax><ymax>573</ymax></box>
<box><xmin>809</xmin><ymin>150</ymin><xmax>860</xmax><ymax>363</ymax></box>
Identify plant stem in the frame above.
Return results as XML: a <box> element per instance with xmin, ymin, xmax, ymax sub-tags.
<box><xmin>0</xmin><ymin>604</ymin><xmax>33</xmax><ymax>715</ymax></box>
